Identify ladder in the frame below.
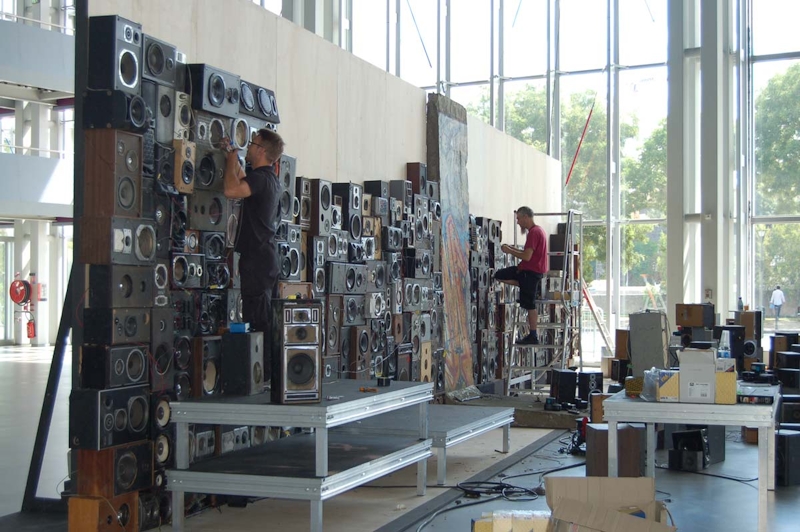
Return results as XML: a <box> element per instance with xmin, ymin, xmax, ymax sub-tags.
<box><xmin>504</xmin><ymin>210</ymin><xmax>583</xmax><ymax>397</ymax></box>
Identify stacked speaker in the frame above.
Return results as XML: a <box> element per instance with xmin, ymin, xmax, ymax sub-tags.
<box><xmin>468</xmin><ymin>214</ymin><xmax>511</xmax><ymax>385</ymax></box>
<box><xmin>71</xmin><ymin>15</ymin><xmax>280</xmax><ymax>531</ymax></box>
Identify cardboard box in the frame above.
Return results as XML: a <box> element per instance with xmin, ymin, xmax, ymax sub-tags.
<box><xmin>676</xmin><ymin>303</ymin><xmax>715</xmax><ymax>328</ymax></box>
<box><xmin>656</xmin><ymin>370</ymin><xmax>680</xmax><ymax>402</ymax></box>
<box><xmin>679</xmin><ymin>349</ymin><xmax>716</xmax><ymax>403</ymax></box>
<box><xmin>715</xmin><ymin>372</ymin><xmax>737</xmax><ymax>404</ymax></box>
<box><xmin>550</xmin><ymin>499</ymin><xmax>676</xmax><ymax>532</ymax></box>
<box><xmin>742</xmin><ymin>426</ymin><xmax>758</xmax><ymax>444</ymax></box>
<box><xmin>472</xmin><ymin>511</ymin><xmax>551</xmax><ymax>532</ymax></box>
<box><xmin>590</xmin><ymin>393</ymin><xmax>613</xmax><ymax>423</ymax></box>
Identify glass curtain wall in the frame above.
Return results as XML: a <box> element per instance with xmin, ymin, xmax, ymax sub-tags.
<box><xmin>342</xmin><ymin>0</ymin><xmax>670</xmax><ymax>363</ymax></box>
<box><xmin>749</xmin><ymin>0</ymin><xmax>800</xmax><ymax>334</ymax></box>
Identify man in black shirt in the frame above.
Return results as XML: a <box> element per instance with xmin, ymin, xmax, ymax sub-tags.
<box><xmin>222</xmin><ymin>128</ymin><xmax>283</xmax><ymax>334</ymax></box>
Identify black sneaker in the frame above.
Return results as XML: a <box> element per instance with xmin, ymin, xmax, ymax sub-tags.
<box><xmin>516</xmin><ymin>333</ymin><xmax>539</xmax><ymax>345</ymax></box>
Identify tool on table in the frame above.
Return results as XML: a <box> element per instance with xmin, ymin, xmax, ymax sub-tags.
<box><xmin>359</xmin><ymin>387</ymin><xmax>378</xmax><ymax>393</ymax></box>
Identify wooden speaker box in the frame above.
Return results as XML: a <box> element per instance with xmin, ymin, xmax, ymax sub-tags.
<box><xmin>68</xmin><ymin>492</ymin><xmax>139</xmax><ymax>532</ymax></box>
<box><xmin>585</xmin><ymin>423</ymin><xmax>645</xmax><ymax>477</ymax></box>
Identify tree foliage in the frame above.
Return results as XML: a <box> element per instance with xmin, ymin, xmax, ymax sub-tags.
<box><xmin>469</xmin><ymin>84</ymin><xmax>667</xmax><ymax>285</ymax></box>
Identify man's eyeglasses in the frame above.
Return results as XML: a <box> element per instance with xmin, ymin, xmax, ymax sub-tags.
<box><xmin>248</xmin><ymin>141</ymin><xmax>265</xmax><ymax>149</ymax></box>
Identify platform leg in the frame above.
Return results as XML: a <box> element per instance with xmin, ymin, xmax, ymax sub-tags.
<box><xmin>768</xmin><ymin>421</ymin><xmax>775</xmax><ymax>491</ymax></box>
<box><xmin>758</xmin><ymin>426</ymin><xmax>769</xmax><ymax>532</ymax></box>
<box><xmin>172</xmin><ymin>490</ymin><xmax>184</xmax><ymax>531</ymax></box>
<box><xmin>316</xmin><ymin>427</ymin><xmax>328</xmax><ymax>477</ymax></box>
<box><xmin>502</xmin><ymin>423</ymin><xmax>510</xmax><ymax>453</ymax></box>
<box><xmin>437</xmin><ymin>447</ymin><xmax>446</xmax><ymax>485</ymax></box>
<box><xmin>646</xmin><ymin>423</ymin><xmax>656</xmax><ymax>478</ymax></box>
<box><xmin>608</xmin><ymin>419</ymin><xmax>618</xmax><ymax>477</ymax></box>
<box><xmin>310</xmin><ymin>500</ymin><xmax>323</xmax><ymax>532</ymax></box>
<box><xmin>417</xmin><ymin>457</ymin><xmax>427</xmax><ymax>496</ymax></box>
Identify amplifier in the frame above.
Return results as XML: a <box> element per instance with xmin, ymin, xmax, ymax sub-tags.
<box><xmin>80</xmin><ymin>345</ymin><xmax>149</xmax><ymax>389</ymax></box>
<box><xmin>84</xmin><ymin>308</ymin><xmax>151</xmax><ymax>345</ymax></box>
<box><xmin>221</xmin><ymin>332</ymin><xmax>265</xmax><ymax>396</ymax></box>
<box><xmin>68</xmin><ymin>492</ymin><xmax>139</xmax><ymax>532</ymax></box>
<box><xmin>84</xmin><ymin>129</ymin><xmax>143</xmax><ymax>218</ymax></box>
<box><xmin>76</xmin><ymin>440</ymin><xmax>153</xmax><ymax>499</ymax></box>
<box><xmin>69</xmin><ymin>384</ymin><xmax>150</xmax><ymax>449</ymax></box>
<box><xmin>191</xmin><ymin>336</ymin><xmax>222</xmax><ymax>397</ymax></box>
<box><xmin>549</xmin><ymin>369</ymin><xmax>577</xmax><ymax>404</ymax></box>
<box><xmin>80</xmin><ymin>216</ymin><xmax>157</xmax><ymax>266</ymax></box>
<box><xmin>85</xmin><ymin>264</ymin><xmax>154</xmax><ymax>308</ymax></box>
<box><xmin>277</xmin><ymin>281</ymin><xmax>314</xmax><ymax>301</ymax></box>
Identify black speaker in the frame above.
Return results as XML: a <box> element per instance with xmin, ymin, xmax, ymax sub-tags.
<box><xmin>681</xmin><ymin>450</ymin><xmax>705</xmax><ymax>472</ymax></box>
<box><xmin>349</xmin><ymin>325</ymin><xmax>371</xmax><ymax>380</ymax></box>
<box><xmin>194</xmin><ymin>148</ymin><xmax>225</xmax><ymax>191</ymax></box>
<box><xmin>275</xmin><ymin>154</ymin><xmax>297</xmax><ymax>223</ymax></box>
<box><xmin>88</xmin><ymin>15</ymin><xmax>142</xmax><ymax>95</ymax></box>
<box><xmin>326</xmin><ymin>295</ymin><xmax>342</xmax><ymax>356</ymax></box>
<box><xmin>777</xmin><ymin>351</ymin><xmax>800</xmax><ymax>369</ymax></box>
<box><xmin>191</xmin><ymin>336</ymin><xmax>222</xmax><ymax>397</ymax></box>
<box><xmin>69</xmin><ymin>384</ymin><xmax>150</xmax><ymax>449</ymax></box>
<box><xmin>406</xmin><ymin>162</ymin><xmax>428</xmax><ymax>197</ymax></box>
<box><xmin>85</xmin><ymin>264</ymin><xmax>154</xmax><ymax>309</ymax></box>
<box><xmin>80</xmin><ymin>216</ymin><xmax>157</xmax><ymax>266</ymax></box>
<box><xmin>782</xmin><ymin>403</ymin><xmax>800</xmax><ymax>424</ymax></box>
<box><xmin>239</xmin><ymin>80</ymin><xmax>280</xmax><ymax>123</ymax></box>
<box><xmin>270</xmin><ymin>300</ymin><xmax>323</xmax><ymax>403</ymax></box>
<box><xmin>332</xmin><ymin>182</ymin><xmax>363</xmax><ymax>240</ymax></box>
<box><xmin>549</xmin><ymin>369</ymin><xmax>577</xmax><ymax>404</ymax></box>
<box><xmin>777</xmin><ymin>429</ymin><xmax>800</xmax><ymax>486</ymax></box>
<box><xmin>150</xmin><ymin>308</ymin><xmax>175</xmax><ymax>393</ymax></box>
<box><xmin>778</xmin><ymin>368</ymin><xmax>800</xmax><ymax>390</ymax></box>
<box><xmin>83</xmin><ymin>308</ymin><xmax>151</xmax><ymax>345</ymax></box>
<box><xmin>578</xmin><ymin>371</ymin><xmax>604</xmax><ymax>400</ymax></box>
<box><xmin>140</xmin><ymin>33</ymin><xmax>178</xmax><ymax>88</ymax></box>
<box><xmin>672</xmin><ymin>429</ymin><xmax>709</xmax><ymax>468</ymax></box>
<box><xmin>80</xmin><ymin>345</ymin><xmax>149</xmax><ymax>390</ymax></box>
<box><xmin>186</xmin><ymin>64</ymin><xmax>241</xmax><ymax>119</ymax></box>
<box><xmin>187</xmin><ymin>190</ymin><xmax>228</xmax><ymax>232</ymax></box>
<box><xmin>221</xmin><ymin>332</ymin><xmax>265</xmax><ymax>396</ymax></box>
<box><xmin>83</xmin><ymin>89</ymin><xmax>150</xmax><ymax>133</ymax></box>
<box><xmin>170</xmin><ymin>253</ymin><xmax>205</xmax><ymax>289</ymax></box>
<box><xmin>309</xmin><ymin>179</ymin><xmax>333</xmax><ymax>236</ymax></box>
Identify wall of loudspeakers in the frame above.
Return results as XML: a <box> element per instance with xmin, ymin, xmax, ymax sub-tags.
<box><xmin>71</xmin><ymin>14</ymin><xmax>282</xmax><ymax>530</ymax></box>
<box><xmin>72</xmin><ymin>14</ymin><xmax>515</xmax><ymax>531</ymax></box>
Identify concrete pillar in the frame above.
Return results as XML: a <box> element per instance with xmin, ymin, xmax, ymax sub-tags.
<box><xmin>48</xmin><ymin>225</ymin><xmax>62</xmax><ymax>345</ymax></box>
<box><xmin>13</xmin><ymin>220</ymin><xmax>30</xmax><ymax>346</ymax></box>
<box><xmin>29</xmin><ymin>220</ymin><xmax>50</xmax><ymax>346</ymax></box>
<box><xmin>30</xmin><ymin>104</ymin><xmax>51</xmax><ymax>157</ymax></box>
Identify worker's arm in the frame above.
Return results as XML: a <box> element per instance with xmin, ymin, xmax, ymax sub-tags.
<box><xmin>222</xmin><ymin>142</ymin><xmax>251</xmax><ymax>199</ymax></box>
<box><xmin>501</xmin><ymin>244</ymin><xmax>533</xmax><ymax>262</ymax></box>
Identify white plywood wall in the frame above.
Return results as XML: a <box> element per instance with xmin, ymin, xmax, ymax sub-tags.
<box><xmin>89</xmin><ymin>0</ymin><xmax>560</xmax><ymax>217</ymax></box>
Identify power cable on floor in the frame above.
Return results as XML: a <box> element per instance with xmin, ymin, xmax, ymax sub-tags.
<box><xmin>415</xmin><ymin>494</ymin><xmax>503</xmax><ymax>532</ymax></box>
<box><xmin>655</xmin><ymin>464</ymin><xmax>758</xmax><ymax>489</ymax></box>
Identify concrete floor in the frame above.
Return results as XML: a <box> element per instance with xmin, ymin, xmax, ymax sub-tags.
<box><xmin>3</xmin><ymin>344</ymin><xmax>800</xmax><ymax>531</ymax></box>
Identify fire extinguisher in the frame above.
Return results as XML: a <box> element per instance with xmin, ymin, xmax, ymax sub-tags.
<box><xmin>26</xmin><ymin>316</ymin><xmax>36</xmax><ymax>339</ymax></box>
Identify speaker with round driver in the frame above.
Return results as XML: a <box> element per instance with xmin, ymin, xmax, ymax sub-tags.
<box><xmin>88</xmin><ymin>15</ymin><xmax>142</xmax><ymax>96</ymax></box>
<box><xmin>186</xmin><ymin>63</ymin><xmax>241</xmax><ymax>119</ymax></box>
<box><xmin>69</xmin><ymin>384</ymin><xmax>150</xmax><ymax>450</ymax></box>
<box><xmin>270</xmin><ymin>300</ymin><xmax>323</xmax><ymax>403</ymax></box>
<box><xmin>80</xmin><ymin>345</ymin><xmax>149</xmax><ymax>390</ymax></box>
<box><xmin>68</xmin><ymin>491</ymin><xmax>139</xmax><ymax>532</ymax></box>
<box><xmin>191</xmin><ymin>336</ymin><xmax>222</xmax><ymax>398</ymax></box>
<box><xmin>77</xmin><ymin>440</ymin><xmax>154</xmax><ymax>498</ymax></box>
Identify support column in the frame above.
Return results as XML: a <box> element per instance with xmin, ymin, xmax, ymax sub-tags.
<box><xmin>29</xmin><ymin>221</ymin><xmax>50</xmax><ymax>347</ymax></box>
<box><xmin>700</xmin><ymin>0</ymin><xmax>727</xmax><ymax>316</ymax></box>
<box><xmin>48</xmin><ymin>224</ymin><xmax>62</xmax><ymax>345</ymax></box>
<box><xmin>13</xmin><ymin>220</ymin><xmax>30</xmax><ymax>346</ymax></box>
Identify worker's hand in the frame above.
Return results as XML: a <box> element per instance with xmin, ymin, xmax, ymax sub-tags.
<box><xmin>220</xmin><ymin>136</ymin><xmax>237</xmax><ymax>154</ymax></box>
<box><xmin>501</xmin><ymin>244</ymin><xmax>511</xmax><ymax>254</ymax></box>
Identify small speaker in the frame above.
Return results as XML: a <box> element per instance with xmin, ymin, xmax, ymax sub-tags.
<box><xmin>342</xmin><ymin>295</ymin><xmax>366</xmax><ymax>326</ymax></box>
<box><xmin>83</xmin><ymin>308</ymin><xmax>151</xmax><ymax>345</ymax></box>
<box><xmin>782</xmin><ymin>403</ymin><xmax>800</xmax><ymax>424</ymax></box>
<box><xmin>88</xmin><ymin>15</ymin><xmax>142</xmax><ymax>95</ymax></box>
<box><xmin>778</xmin><ymin>368</ymin><xmax>800</xmax><ymax>390</ymax></box>
<box><xmin>80</xmin><ymin>345</ymin><xmax>149</xmax><ymax>389</ymax></box>
<box><xmin>221</xmin><ymin>332</ymin><xmax>265</xmax><ymax>396</ymax></box>
<box><xmin>141</xmin><ymin>33</ymin><xmax>177</xmax><ymax>88</ymax></box>
<box><xmin>277</xmin><ymin>154</ymin><xmax>297</xmax><ymax>223</ymax></box>
<box><xmin>777</xmin><ymin>429</ymin><xmax>800</xmax><ymax>486</ymax></box>
<box><xmin>191</xmin><ymin>336</ymin><xmax>222</xmax><ymax>397</ymax></box>
<box><xmin>549</xmin><ymin>369</ymin><xmax>577</xmax><ymax>404</ymax></box>
<box><xmin>672</xmin><ymin>429</ymin><xmax>709</xmax><ymax>469</ymax></box>
<box><xmin>239</xmin><ymin>80</ymin><xmax>280</xmax><ymax>123</ymax></box>
<box><xmin>349</xmin><ymin>325</ymin><xmax>372</xmax><ymax>381</ymax></box>
<box><xmin>578</xmin><ymin>371</ymin><xmax>604</xmax><ymax>400</ymax></box>
<box><xmin>68</xmin><ymin>492</ymin><xmax>139</xmax><ymax>532</ymax></box>
<box><xmin>406</xmin><ymin>162</ymin><xmax>428</xmax><ymax>197</ymax></box>
<box><xmin>171</xmin><ymin>138</ymin><xmax>196</xmax><ymax>194</ymax></box>
<box><xmin>170</xmin><ymin>253</ymin><xmax>205</xmax><ymax>289</ymax></box>
<box><xmin>69</xmin><ymin>384</ymin><xmax>150</xmax><ymax>449</ymax></box>
<box><xmin>331</xmin><ymin>182</ymin><xmax>363</xmax><ymax>240</ymax></box>
<box><xmin>322</xmin><ymin>355</ymin><xmax>341</xmax><ymax>383</ymax></box>
<box><xmin>326</xmin><ymin>295</ymin><xmax>342</xmax><ymax>356</ymax></box>
<box><xmin>187</xmin><ymin>190</ymin><xmax>228</xmax><ymax>232</ymax></box>
<box><xmin>80</xmin><ymin>217</ymin><xmax>157</xmax><ymax>266</ymax></box>
<box><xmin>77</xmin><ymin>440</ymin><xmax>153</xmax><ymax>499</ymax></box>
<box><xmin>194</xmin><ymin>148</ymin><xmax>225</xmax><ymax>190</ymax></box>
<box><xmin>85</xmin><ymin>264</ymin><xmax>154</xmax><ymax>309</ymax></box>
<box><xmin>186</xmin><ymin>63</ymin><xmax>241</xmax><ymax>119</ymax></box>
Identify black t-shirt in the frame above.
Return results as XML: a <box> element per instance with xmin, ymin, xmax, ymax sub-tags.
<box><xmin>235</xmin><ymin>165</ymin><xmax>279</xmax><ymax>266</ymax></box>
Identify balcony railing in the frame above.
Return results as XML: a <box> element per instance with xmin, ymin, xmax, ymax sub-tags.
<box><xmin>1</xmin><ymin>10</ymin><xmax>74</xmax><ymax>35</ymax></box>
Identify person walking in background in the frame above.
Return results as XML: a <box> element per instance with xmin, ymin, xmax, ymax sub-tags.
<box><xmin>771</xmin><ymin>285</ymin><xmax>786</xmax><ymax>327</ymax></box>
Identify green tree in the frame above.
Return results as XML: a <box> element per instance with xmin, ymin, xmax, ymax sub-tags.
<box><xmin>469</xmin><ymin>85</ymin><xmax>666</xmax><ymax>285</ymax></box>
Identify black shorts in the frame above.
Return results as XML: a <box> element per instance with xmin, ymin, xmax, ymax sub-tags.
<box><xmin>493</xmin><ymin>267</ymin><xmax>543</xmax><ymax>310</ymax></box>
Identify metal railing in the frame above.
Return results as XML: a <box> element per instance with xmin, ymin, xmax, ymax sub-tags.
<box><xmin>1</xmin><ymin>145</ymin><xmax>70</xmax><ymax>159</ymax></box>
<box><xmin>1</xmin><ymin>10</ymin><xmax>74</xmax><ymax>35</ymax></box>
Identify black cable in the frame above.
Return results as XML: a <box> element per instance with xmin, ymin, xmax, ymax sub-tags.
<box><xmin>415</xmin><ymin>494</ymin><xmax>503</xmax><ymax>532</ymax></box>
<box><xmin>501</xmin><ymin>460</ymin><xmax>586</xmax><ymax>483</ymax></box>
<box><xmin>656</xmin><ymin>464</ymin><xmax>758</xmax><ymax>489</ymax></box>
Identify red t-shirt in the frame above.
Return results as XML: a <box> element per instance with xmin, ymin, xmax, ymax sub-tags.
<box><xmin>518</xmin><ymin>225</ymin><xmax>548</xmax><ymax>274</ymax></box>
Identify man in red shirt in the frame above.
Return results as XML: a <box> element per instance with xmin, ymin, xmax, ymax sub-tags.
<box><xmin>493</xmin><ymin>207</ymin><xmax>548</xmax><ymax>344</ymax></box>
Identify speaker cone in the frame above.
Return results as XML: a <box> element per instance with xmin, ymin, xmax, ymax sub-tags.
<box><xmin>174</xmin><ymin>336</ymin><xmax>192</xmax><ymax>371</ymax></box>
<box><xmin>359</xmin><ymin>331</ymin><xmax>369</xmax><ymax>354</ymax></box>
<box><xmin>346</xmin><ymin>267</ymin><xmax>356</xmax><ymax>291</ymax></box>
<box><xmin>314</xmin><ymin>268</ymin><xmax>325</xmax><ymax>292</ymax></box>
<box><xmin>175</xmin><ymin>372</ymin><xmax>192</xmax><ymax>400</ymax></box>
<box><xmin>198</xmin><ymin>154</ymin><xmax>217</xmax><ymax>187</ymax></box>
<box><xmin>241</xmin><ymin>82</ymin><xmax>255</xmax><ymax>112</ymax></box>
<box><xmin>127</xmin><ymin>348</ymin><xmax>146</xmax><ymax>381</ymax></box>
<box><xmin>155</xmin><ymin>396</ymin><xmax>171</xmax><ymax>428</ymax></box>
<box><xmin>118</xmin><ymin>274</ymin><xmax>134</xmax><ymax>299</ymax></box>
<box><xmin>135</xmin><ymin>224</ymin><xmax>156</xmax><ymax>261</ymax></box>
<box><xmin>328</xmin><ymin>325</ymin><xmax>338</xmax><ymax>348</ymax></box>
<box><xmin>123</xmin><ymin>315</ymin><xmax>138</xmax><ymax>337</ymax></box>
<box><xmin>172</xmin><ymin>255</ymin><xmax>188</xmax><ymax>286</ymax></box>
<box><xmin>128</xmin><ymin>395</ymin><xmax>148</xmax><ymax>432</ymax></box>
<box><xmin>116</xmin><ymin>451</ymin><xmax>138</xmax><ymax>490</ymax></box>
<box><xmin>349</xmin><ymin>215</ymin><xmax>362</xmax><ymax>240</ymax></box>
<box><xmin>155</xmin><ymin>342</ymin><xmax>172</xmax><ymax>376</ymax></box>
<box><xmin>146</xmin><ymin>42</ymin><xmax>165</xmax><ymax>75</ymax></box>
<box><xmin>155</xmin><ymin>433</ymin><xmax>171</xmax><ymax>465</ymax></box>
<box><xmin>257</xmin><ymin>88</ymin><xmax>271</xmax><ymax>116</ymax></box>
<box><xmin>321</xmin><ymin>185</ymin><xmax>331</xmax><ymax>210</ymax></box>
<box><xmin>118</xmin><ymin>50</ymin><xmax>139</xmax><ymax>89</ymax></box>
<box><xmin>203</xmin><ymin>358</ymin><xmax>218</xmax><ymax>394</ymax></box>
<box><xmin>288</xmin><ymin>353</ymin><xmax>315</xmax><ymax>385</ymax></box>
<box><xmin>209</xmin><ymin>73</ymin><xmax>226</xmax><ymax>107</ymax></box>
